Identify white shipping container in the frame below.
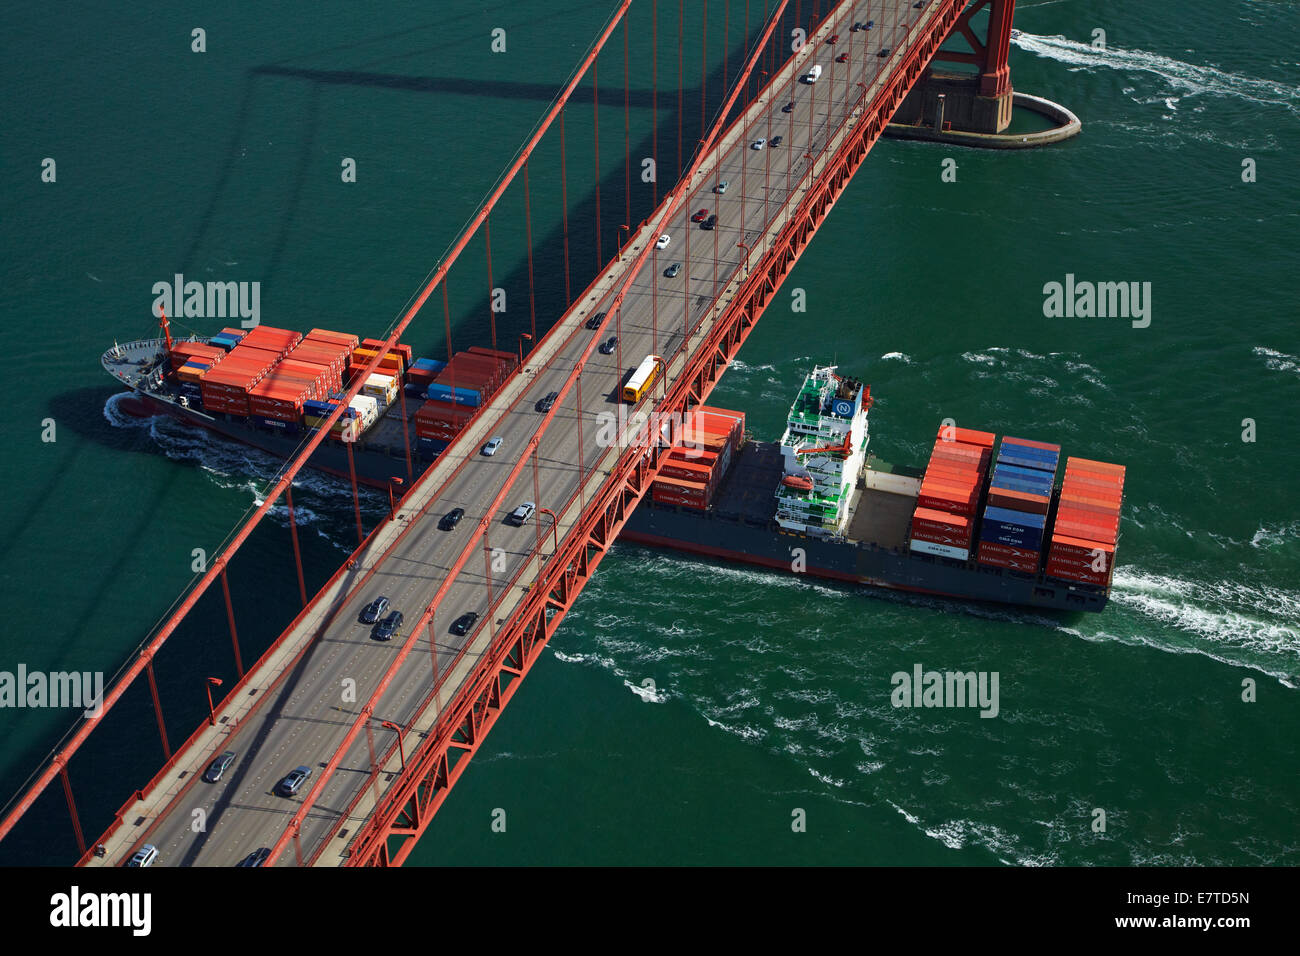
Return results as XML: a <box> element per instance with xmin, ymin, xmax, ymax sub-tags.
<box><xmin>348</xmin><ymin>394</ymin><xmax>379</xmax><ymax>427</ymax></box>
<box><xmin>909</xmin><ymin>538</ymin><xmax>970</xmax><ymax>562</ymax></box>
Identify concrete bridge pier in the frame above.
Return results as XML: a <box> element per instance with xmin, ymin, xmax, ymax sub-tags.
<box><xmin>885</xmin><ymin>0</ymin><xmax>1080</xmax><ymax>148</ymax></box>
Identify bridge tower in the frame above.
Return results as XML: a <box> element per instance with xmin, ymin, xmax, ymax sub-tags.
<box><xmin>893</xmin><ymin>0</ymin><xmax>1017</xmax><ymax>135</ymax></box>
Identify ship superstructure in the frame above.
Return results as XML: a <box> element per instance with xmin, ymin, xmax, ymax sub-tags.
<box><xmin>774</xmin><ymin>366</ymin><xmax>868</xmax><ymax>536</ymax></box>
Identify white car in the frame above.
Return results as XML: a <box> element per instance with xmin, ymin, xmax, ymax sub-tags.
<box><xmin>751</xmin><ymin>138</ymin><xmax>767</xmax><ymax>150</ymax></box>
<box><xmin>655</xmin><ymin>234</ymin><xmax>670</xmax><ymax>249</ymax></box>
<box><xmin>481</xmin><ymin>436</ymin><xmax>503</xmax><ymax>456</ymax></box>
<box><xmin>508</xmin><ymin>501</ymin><xmax>537</xmax><ymax>526</ymax></box>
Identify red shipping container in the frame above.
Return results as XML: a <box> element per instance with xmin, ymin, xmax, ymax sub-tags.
<box><xmin>930</xmin><ymin>441</ymin><xmax>986</xmax><ymax>462</ymax></box>
<box><xmin>1047</xmin><ymin>533</ymin><xmax>1114</xmax><ymax>561</ymax></box>
<box><xmin>362</xmin><ymin>338</ymin><xmax>413</xmax><ymax>366</ymax></box>
<box><xmin>918</xmin><ymin>488</ymin><xmax>976</xmax><ymax>514</ymax></box>
<box><xmin>1045</xmin><ymin>558</ymin><xmax>1113</xmax><ymax>587</ymax></box>
<box><xmin>936</xmin><ymin>425</ymin><xmax>995</xmax><ymax>449</ymax></box>
<box><xmin>1057</xmin><ymin>495</ymin><xmax>1121</xmax><ymax>518</ymax></box>
<box><xmin>911</xmin><ymin>507</ymin><xmax>971</xmax><ymax>535</ymax></box>
<box><xmin>987</xmin><ymin>487</ymin><xmax>1050</xmax><ymax>515</ymax></box>
<box><xmin>1063</xmin><ymin>465</ymin><xmax>1124</xmax><ymax>487</ymax></box>
<box><xmin>1066</xmin><ymin>456</ymin><xmax>1126</xmax><ymax>478</ymax></box>
<box><xmin>979</xmin><ymin>540</ymin><xmax>1041</xmax><ymax>561</ymax></box>
<box><xmin>911</xmin><ymin>525</ymin><xmax>972</xmax><ymax>548</ymax></box>
<box><xmin>976</xmin><ymin>546</ymin><xmax>1038</xmax><ymax>573</ymax></box>
<box><xmin>307</xmin><ymin>329</ymin><xmax>360</xmax><ymax>349</ymax></box>
<box><xmin>1057</xmin><ymin>505</ymin><xmax>1120</xmax><ymax>533</ymax></box>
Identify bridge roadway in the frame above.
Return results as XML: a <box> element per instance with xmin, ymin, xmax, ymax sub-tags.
<box><xmin>93</xmin><ymin>0</ymin><xmax>936</xmax><ymax>866</ymax></box>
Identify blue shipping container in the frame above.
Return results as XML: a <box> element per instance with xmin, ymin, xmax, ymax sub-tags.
<box><xmin>990</xmin><ymin>477</ymin><xmax>1051</xmax><ymax>499</ymax></box>
<box><xmin>1001</xmin><ymin>437</ymin><xmax>1061</xmax><ymax>458</ymax></box>
<box><xmin>992</xmin><ymin>466</ymin><xmax>1054</xmax><ymax>491</ymax></box>
<box><xmin>426</xmin><ymin>383</ymin><xmax>482</xmax><ymax>407</ymax></box>
<box><xmin>981</xmin><ymin>526</ymin><xmax>1044</xmax><ymax>550</ymax></box>
<box><xmin>999</xmin><ymin>442</ymin><xmax>1059</xmax><ymax>466</ymax></box>
<box><xmin>996</xmin><ymin>451</ymin><xmax>1056</xmax><ymax>473</ymax></box>
<box><xmin>412</xmin><ymin>358</ymin><xmax>447</xmax><ymax>373</ymax></box>
<box><xmin>982</xmin><ymin>506</ymin><xmax>1046</xmax><ymax>532</ymax></box>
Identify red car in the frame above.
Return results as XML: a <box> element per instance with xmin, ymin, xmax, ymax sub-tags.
<box><xmin>691</xmin><ymin>208</ymin><xmax>709</xmax><ymax>222</ymax></box>
<box><xmin>836</xmin><ymin>53</ymin><xmax>849</xmax><ymax>63</ymax></box>
<box><xmin>828</xmin><ymin>34</ymin><xmax>840</xmax><ymax>44</ymax></box>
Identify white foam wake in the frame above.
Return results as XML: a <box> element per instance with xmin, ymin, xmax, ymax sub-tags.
<box><xmin>1012</xmin><ymin>32</ymin><xmax>1300</xmax><ymax>115</ymax></box>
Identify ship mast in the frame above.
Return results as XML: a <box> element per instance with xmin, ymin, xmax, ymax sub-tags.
<box><xmin>159</xmin><ymin>305</ymin><xmax>174</xmax><ymax>353</ymax></box>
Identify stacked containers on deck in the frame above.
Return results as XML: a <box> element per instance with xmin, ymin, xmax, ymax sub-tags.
<box><xmin>910</xmin><ymin>426</ymin><xmax>994</xmax><ymax>561</ymax></box>
<box><xmin>412</xmin><ymin>348</ymin><xmax>517</xmax><ymax>458</ymax></box>
<box><xmin>352</xmin><ymin>338</ymin><xmax>413</xmax><ymax>383</ymax></box>
<box><xmin>247</xmin><ymin>354</ymin><xmax>338</xmax><ymax>431</ymax></box>
<box><xmin>237</xmin><ymin>325</ymin><xmax>302</xmax><ymax>359</ymax></box>
<box><xmin>406</xmin><ymin>357</ymin><xmax>447</xmax><ymax>393</ymax></box>
<box><xmin>197</xmin><ymin>326</ymin><xmax>301</xmax><ymax>418</ymax></box>
<box><xmin>650</xmin><ymin>406</ymin><xmax>744</xmax><ymax>510</ymax></box>
<box><xmin>362</xmin><ymin>373</ymin><xmax>399</xmax><ymax>408</ymax></box>
<box><xmin>199</xmin><ymin>351</ymin><xmax>276</xmax><ymax>417</ymax></box>
<box><xmin>976</xmin><ymin>437</ymin><xmax>1060</xmax><ymax>572</ymax></box>
<box><xmin>305</xmin><ymin>329</ymin><xmax>360</xmax><ymax>369</ymax></box>
<box><xmin>361</xmin><ymin>338</ymin><xmax>413</xmax><ymax>369</ymax></box>
<box><xmin>170</xmin><ymin>341</ymin><xmax>226</xmax><ymax>370</ymax></box>
<box><xmin>1044</xmin><ymin>457</ymin><xmax>1125</xmax><ymax>587</ymax></box>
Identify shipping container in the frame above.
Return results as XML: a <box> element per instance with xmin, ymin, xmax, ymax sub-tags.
<box><xmin>1001</xmin><ymin>436</ymin><xmax>1061</xmax><ymax>454</ymax></box>
<box><xmin>936</xmin><ymin>425</ymin><xmax>996</xmax><ymax>449</ymax></box>
<box><xmin>1065</xmin><ymin>456</ymin><xmax>1126</xmax><ymax>477</ymax></box>
<box><xmin>909</xmin><ymin>539</ymin><xmax>970</xmax><ymax>562</ymax></box>
<box><xmin>425</xmin><ymin>383</ymin><xmax>481</xmax><ymax>407</ymax></box>
<box><xmin>987</xmin><ymin>487</ymin><xmax>1050</xmax><ymax>516</ymax></box>
<box><xmin>981</xmin><ymin>506</ymin><xmax>1046</xmax><ymax>550</ymax></box>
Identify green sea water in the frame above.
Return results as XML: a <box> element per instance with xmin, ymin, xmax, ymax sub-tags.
<box><xmin>1</xmin><ymin>0</ymin><xmax>1297</xmax><ymax>866</ymax></box>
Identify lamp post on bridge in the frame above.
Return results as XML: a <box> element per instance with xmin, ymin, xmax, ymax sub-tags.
<box><xmin>387</xmin><ymin>477</ymin><xmax>404</xmax><ymax>519</ymax></box>
<box><xmin>518</xmin><ymin>332</ymin><xmax>533</xmax><ymax>367</ymax></box>
<box><xmin>737</xmin><ymin>241</ymin><xmax>751</xmax><ymax>273</ymax></box>
<box><xmin>380</xmin><ymin>720</ymin><xmax>406</xmax><ymax>773</ymax></box>
<box><xmin>537</xmin><ymin>507</ymin><xmax>559</xmax><ymax>555</ymax></box>
<box><xmin>205</xmin><ymin>677</ymin><xmax>222</xmax><ymax>727</ymax></box>
<box><xmin>619</xmin><ymin>223</ymin><xmax>630</xmax><ymax>254</ymax></box>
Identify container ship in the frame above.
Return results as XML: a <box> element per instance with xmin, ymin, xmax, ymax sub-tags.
<box><xmin>621</xmin><ymin>366</ymin><xmax>1125</xmax><ymax>612</ymax></box>
<box><xmin>102</xmin><ymin>313</ymin><xmax>517</xmax><ymax>488</ymax></box>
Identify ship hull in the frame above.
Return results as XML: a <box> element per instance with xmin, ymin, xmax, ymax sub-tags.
<box><xmin>622</xmin><ymin>503</ymin><xmax>1108</xmax><ymax>612</ymax></box>
<box><xmin>124</xmin><ymin>388</ymin><xmax>426</xmax><ymax>490</ymax></box>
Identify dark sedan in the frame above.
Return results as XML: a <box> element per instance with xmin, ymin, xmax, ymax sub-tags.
<box><xmin>372</xmin><ymin>610</ymin><xmax>404</xmax><ymax>642</ymax></box>
<box><xmin>450</xmin><ymin>611</ymin><xmax>479</xmax><ymax>636</ymax></box>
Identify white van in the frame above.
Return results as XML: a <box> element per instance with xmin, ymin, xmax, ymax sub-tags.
<box><xmin>804</xmin><ymin>64</ymin><xmax>822</xmax><ymax>83</ymax></box>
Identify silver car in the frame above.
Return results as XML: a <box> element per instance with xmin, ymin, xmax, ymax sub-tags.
<box><xmin>127</xmin><ymin>844</ymin><xmax>158</xmax><ymax>867</ymax></box>
<box><xmin>508</xmin><ymin>501</ymin><xmax>537</xmax><ymax>526</ymax></box>
<box><xmin>481</xmin><ymin>437</ymin><xmax>503</xmax><ymax>456</ymax></box>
